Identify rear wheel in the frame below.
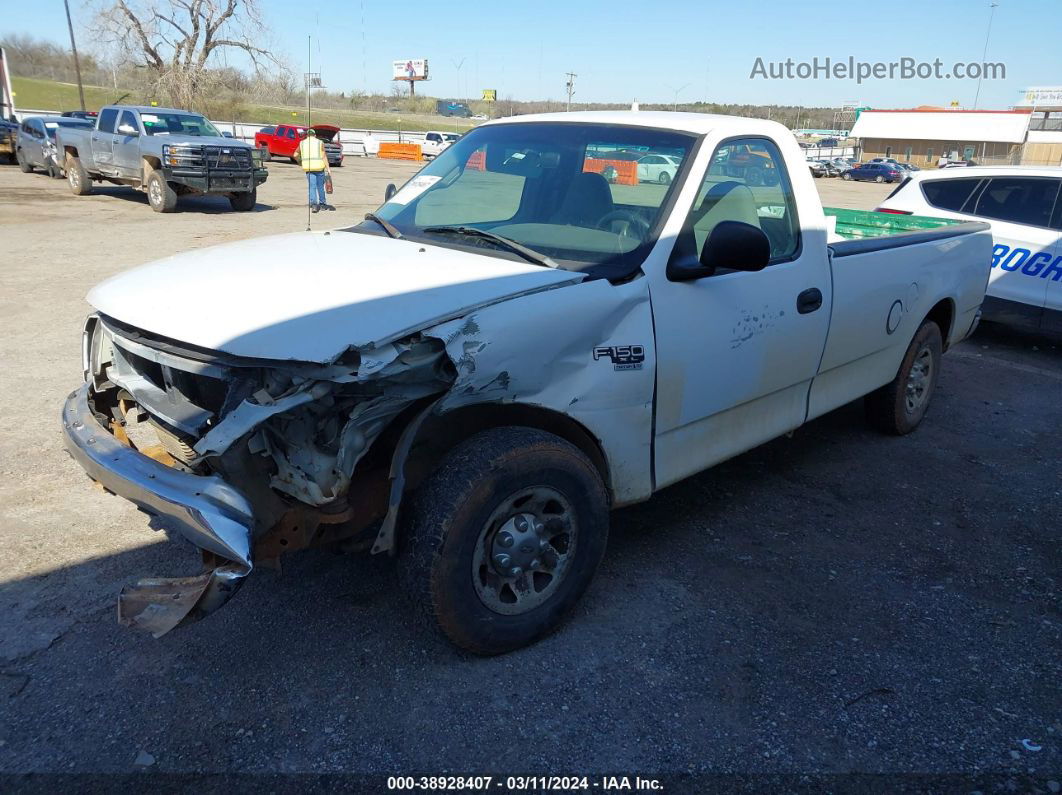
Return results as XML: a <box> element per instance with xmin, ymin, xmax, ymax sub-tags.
<box><xmin>67</xmin><ymin>155</ymin><xmax>92</xmax><ymax>195</ymax></box>
<box><xmin>16</xmin><ymin>149</ymin><xmax>32</xmax><ymax>173</ymax></box>
<box><xmin>146</xmin><ymin>171</ymin><xmax>177</xmax><ymax>212</ymax></box>
<box><xmin>875</xmin><ymin>174</ymin><xmax>884</xmax><ymax>183</ymax></box>
<box><xmin>229</xmin><ymin>188</ymin><xmax>256</xmax><ymax>211</ymax></box>
<box><xmin>658</xmin><ymin>170</ymin><xmax>671</xmax><ymax>185</ymax></box>
<box><xmin>399</xmin><ymin>427</ymin><xmax>609</xmax><ymax>655</ymax></box>
<box><xmin>842</xmin><ymin>172</ymin><xmax>852</xmax><ymax>180</ymax></box>
<box><xmin>865</xmin><ymin>320</ymin><xmax>943</xmax><ymax>435</ymax></box>
<box><xmin>746</xmin><ymin>166</ymin><xmax>764</xmax><ymax>186</ymax></box>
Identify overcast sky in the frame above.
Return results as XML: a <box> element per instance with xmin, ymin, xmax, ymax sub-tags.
<box><xmin>4</xmin><ymin>0</ymin><xmax>1061</xmax><ymax>108</ymax></box>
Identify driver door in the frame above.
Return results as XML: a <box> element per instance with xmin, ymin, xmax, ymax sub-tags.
<box><xmin>648</xmin><ymin>136</ymin><xmax>833</xmax><ymax>488</ymax></box>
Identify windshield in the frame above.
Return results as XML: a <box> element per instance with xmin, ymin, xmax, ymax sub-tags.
<box><xmin>360</xmin><ymin>122</ymin><xmax>697</xmax><ymax>274</ymax></box>
<box><xmin>141</xmin><ymin>112</ymin><xmax>221</xmax><ymax>137</ymax></box>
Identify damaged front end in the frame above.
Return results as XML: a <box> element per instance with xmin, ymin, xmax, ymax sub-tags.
<box><xmin>63</xmin><ymin>314</ymin><xmax>455</xmax><ymax>635</ymax></box>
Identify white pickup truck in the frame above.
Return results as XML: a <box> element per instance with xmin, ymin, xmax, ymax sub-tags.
<box><xmin>62</xmin><ymin>112</ymin><xmax>992</xmax><ymax>654</ymax></box>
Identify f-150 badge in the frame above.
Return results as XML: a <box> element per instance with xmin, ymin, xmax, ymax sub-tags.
<box><xmin>594</xmin><ymin>345</ymin><xmax>645</xmax><ymax>371</ymax></box>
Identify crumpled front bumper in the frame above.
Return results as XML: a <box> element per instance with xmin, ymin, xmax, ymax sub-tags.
<box><xmin>61</xmin><ymin>383</ymin><xmax>256</xmax><ymax>636</ymax></box>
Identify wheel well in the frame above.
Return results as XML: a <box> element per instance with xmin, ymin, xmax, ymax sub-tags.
<box><xmin>924</xmin><ymin>298</ymin><xmax>955</xmax><ymax>350</ymax></box>
<box><xmin>405</xmin><ymin>403</ymin><xmax>612</xmax><ymax>500</ymax></box>
<box><xmin>63</xmin><ymin>145</ymin><xmax>79</xmax><ymax>158</ymax></box>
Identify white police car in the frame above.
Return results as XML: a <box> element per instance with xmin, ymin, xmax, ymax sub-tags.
<box><xmin>876</xmin><ymin>167</ymin><xmax>1062</xmax><ymax>335</ymax></box>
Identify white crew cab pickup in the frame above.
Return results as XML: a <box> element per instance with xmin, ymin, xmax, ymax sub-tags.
<box><xmin>875</xmin><ymin>166</ymin><xmax>1062</xmax><ymax>336</ymax></box>
<box><xmin>62</xmin><ymin>112</ymin><xmax>992</xmax><ymax>654</ymax></box>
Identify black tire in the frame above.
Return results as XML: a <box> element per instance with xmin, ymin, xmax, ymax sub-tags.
<box><xmin>67</xmin><ymin>155</ymin><xmax>91</xmax><ymax>195</ymax></box>
<box><xmin>258</xmin><ymin>145</ymin><xmax>271</xmax><ymax>162</ymax></box>
<box><xmin>842</xmin><ymin>172</ymin><xmax>852</xmax><ymax>180</ymax></box>
<box><xmin>229</xmin><ymin>188</ymin><xmax>256</xmax><ymax>211</ymax></box>
<box><xmin>399</xmin><ymin>427</ymin><xmax>609</xmax><ymax>655</ymax></box>
<box><xmin>658</xmin><ymin>170</ymin><xmax>671</xmax><ymax>185</ymax></box>
<box><xmin>146</xmin><ymin>171</ymin><xmax>177</xmax><ymax>212</ymax></box>
<box><xmin>16</xmin><ymin>149</ymin><xmax>33</xmax><ymax>173</ymax></box>
<box><xmin>865</xmin><ymin>320</ymin><xmax>943</xmax><ymax>435</ymax></box>
<box><xmin>746</xmin><ymin>166</ymin><xmax>763</xmax><ymax>186</ymax></box>
<box><xmin>47</xmin><ymin>158</ymin><xmax>62</xmax><ymax>179</ymax></box>
<box><xmin>875</xmin><ymin>174</ymin><xmax>884</xmax><ymax>183</ymax></box>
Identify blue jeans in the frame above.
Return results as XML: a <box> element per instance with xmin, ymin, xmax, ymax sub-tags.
<box><xmin>306</xmin><ymin>170</ymin><xmax>327</xmax><ymax>205</ymax></box>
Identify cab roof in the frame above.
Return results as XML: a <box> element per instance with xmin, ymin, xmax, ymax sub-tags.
<box><xmin>483</xmin><ymin>110</ymin><xmax>791</xmax><ymax>138</ymax></box>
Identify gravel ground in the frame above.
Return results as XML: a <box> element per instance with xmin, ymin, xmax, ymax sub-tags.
<box><xmin>0</xmin><ymin>160</ymin><xmax>1058</xmax><ymax>789</ymax></box>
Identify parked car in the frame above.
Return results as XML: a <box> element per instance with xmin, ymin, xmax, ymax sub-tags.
<box><xmin>437</xmin><ymin>100</ymin><xmax>473</xmax><ymax>118</ymax></box>
<box><xmin>62</xmin><ymin>111</ymin><xmax>991</xmax><ymax>654</ymax></box>
<box><xmin>15</xmin><ymin>115</ymin><xmax>94</xmax><ymax>177</ymax></box>
<box><xmin>876</xmin><ymin>166</ymin><xmax>1062</xmax><ymax>335</ymax></box>
<box><xmin>819</xmin><ymin>137</ymin><xmax>840</xmax><ymax>147</ymax></box>
<box><xmin>472</xmin><ymin>114</ymin><xmax>488</xmax><ymax>120</ymax></box>
<box><xmin>808</xmin><ymin>160</ymin><xmax>828</xmax><ymax>178</ymax></box>
<box><xmin>61</xmin><ymin>110</ymin><xmax>99</xmax><ymax>121</ymax></box>
<box><xmin>421</xmin><ymin>130</ymin><xmax>454</xmax><ymax>159</ymax></box>
<box><xmin>254</xmin><ymin>124</ymin><xmax>343</xmax><ymax>166</ymax></box>
<box><xmin>0</xmin><ymin>118</ymin><xmax>16</xmax><ymax>164</ymax></box>
<box><xmin>58</xmin><ymin>105</ymin><xmax>267</xmax><ymax>212</ymax></box>
<box><xmin>870</xmin><ymin>157</ymin><xmax>902</xmax><ymax>166</ymax></box>
<box><xmin>844</xmin><ymin>162</ymin><xmax>904</xmax><ymax>183</ymax></box>
<box><xmin>710</xmin><ymin>141</ymin><xmax>779</xmax><ymax>185</ymax></box>
<box><xmin>636</xmin><ymin>153</ymin><xmax>681</xmax><ymax>184</ymax></box>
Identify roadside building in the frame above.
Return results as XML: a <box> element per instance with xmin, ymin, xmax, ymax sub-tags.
<box><xmin>850</xmin><ymin>108</ymin><xmax>1035</xmax><ymax>167</ymax></box>
<box><xmin>1014</xmin><ymin>86</ymin><xmax>1062</xmax><ymax>167</ymax></box>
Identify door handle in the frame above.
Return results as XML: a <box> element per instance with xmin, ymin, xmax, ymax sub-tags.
<box><xmin>797</xmin><ymin>287</ymin><xmax>823</xmax><ymax>314</ymax></box>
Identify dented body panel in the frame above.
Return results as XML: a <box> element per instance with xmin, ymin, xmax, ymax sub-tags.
<box><xmin>60</xmin><ymin>111</ymin><xmax>994</xmax><ymax>637</ymax></box>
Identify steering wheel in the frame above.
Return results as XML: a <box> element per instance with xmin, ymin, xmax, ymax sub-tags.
<box><xmin>597</xmin><ymin>209</ymin><xmax>651</xmax><ymax>240</ymax></box>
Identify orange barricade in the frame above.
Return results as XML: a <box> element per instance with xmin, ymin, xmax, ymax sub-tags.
<box><xmin>379</xmin><ymin>142</ymin><xmax>423</xmax><ymax>161</ymax></box>
<box><xmin>583</xmin><ymin>158</ymin><xmax>639</xmax><ymax>185</ymax></box>
<box><xmin>465</xmin><ymin>150</ymin><xmax>486</xmax><ymax>170</ymax></box>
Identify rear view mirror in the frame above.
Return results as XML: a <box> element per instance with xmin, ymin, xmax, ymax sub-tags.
<box><xmin>384</xmin><ymin>183</ymin><xmax>397</xmax><ymax>201</ymax></box>
<box><xmin>700</xmin><ymin>221</ymin><xmax>770</xmax><ymax>273</ymax></box>
<box><xmin>117</xmin><ymin>123</ymin><xmax>138</xmax><ymax>136</ymax></box>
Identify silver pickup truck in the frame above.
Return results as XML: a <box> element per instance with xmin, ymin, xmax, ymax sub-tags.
<box><xmin>58</xmin><ymin>105</ymin><xmax>267</xmax><ymax>212</ymax></box>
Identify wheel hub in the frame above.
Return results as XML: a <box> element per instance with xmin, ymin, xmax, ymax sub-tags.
<box><xmin>490</xmin><ymin>513</ymin><xmax>547</xmax><ymax>578</ymax></box>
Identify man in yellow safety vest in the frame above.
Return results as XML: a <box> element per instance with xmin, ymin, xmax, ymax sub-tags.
<box><xmin>298</xmin><ymin>130</ymin><xmax>333</xmax><ymax>213</ymax></box>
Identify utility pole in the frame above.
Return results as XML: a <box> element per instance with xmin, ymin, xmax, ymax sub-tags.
<box><xmin>973</xmin><ymin>1</ymin><xmax>999</xmax><ymax>109</ymax></box>
<box><xmin>565</xmin><ymin>72</ymin><xmax>576</xmax><ymax>112</ymax></box>
<box><xmin>63</xmin><ymin>0</ymin><xmax>86</xmax><ymax>112</ymax></box>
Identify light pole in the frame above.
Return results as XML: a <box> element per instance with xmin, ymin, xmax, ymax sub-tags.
<box><xmin>667</xmin><ymin>83</ymin><xmax>690</xmax><ymax>112</ymax></box>
<box><xmin>63</xmin><ymin>0</ymin><xmax>86</xmax><ymax>112</ymax></box>
<box><xmin>565</xmin><ymin>72</ymin><xmax>577</xmax><ymax>111</ymax></box>
<box><xmin>973</xmin><ymin>1</ymin><xmax>999</xmax><ymax>109</ymax></box>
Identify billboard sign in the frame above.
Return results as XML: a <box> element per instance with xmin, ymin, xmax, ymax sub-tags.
<box><xmin>482</xmin><ymin>89</ymin><xmax>497</xmax><ymax>102</ymax></box>
<box><xmin>393</xmin><ymin>59</ymin><xmax>429</xmax><ymax>81</ymax></box>
<box><xmin>1016</xmin><ymin>86</ymin><xmax>1062</xmax><ymax>107</ymax></box>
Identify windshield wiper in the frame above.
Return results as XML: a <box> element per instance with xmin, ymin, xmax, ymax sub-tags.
<box><xmin>364</xmin><ymin>212</ymin><xmax>403</xmax><ymax>239</ymax></box>
<box><xmin>422</xmin><ymin>226</ymin><xmax>557</xmax><ymax>268</ymax></box>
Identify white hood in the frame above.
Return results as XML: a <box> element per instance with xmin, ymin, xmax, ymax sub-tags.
<box><xmin>88</xmin><ymin>231</ymin><xmax>583</xmax><ymax>362</ymax></box>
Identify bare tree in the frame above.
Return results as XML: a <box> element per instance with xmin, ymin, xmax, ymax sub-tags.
<box><xmin>93</xmin><ymin>0</ymin><xmax>284</xmax><ymax>109</ymax></box>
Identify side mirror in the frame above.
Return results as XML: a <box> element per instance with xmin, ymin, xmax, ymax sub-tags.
<box><xmin>384</xmin><ymin>183</ymin><xmax>397</xmax><ymax>201</ymax></box>
<box><xmin>117</xmin><ymin>123</ymin><xmax>138</xmax><ymax>136</ymax></box>
<box><xmin>667</xmin><ymin>221</ymin><xmax>771</xmax><ymax>282</ymax></box>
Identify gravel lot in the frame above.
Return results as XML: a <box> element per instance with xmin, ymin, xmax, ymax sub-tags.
<box><xmin>0</xmin><ymin>157</ymin><xmax>1059</xmax><ymax>787</ymax></box>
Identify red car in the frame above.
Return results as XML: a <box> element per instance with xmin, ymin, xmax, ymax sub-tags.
<box><xmin>254</xmin><ymin>124</ymin><xmax>343</xmax><ymax>166</ymax></box>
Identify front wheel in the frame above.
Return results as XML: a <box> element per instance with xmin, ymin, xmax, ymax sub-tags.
<box><xmin>842</xmin><ymin>172</ymin><xmax>852</xmax><ymax>180</ymax></box>
<box><xmin>399</xmin><ymin>427</ymin><xmax>609</xmax><ymax>655</ymax></box>
<box><xmin>865</xmin><ymin>320</ymin><xmax>943</xmax><ymax>435</ymax></box>
<box><xmin>258</xmin><ymin>145</ymin><xmax>271</xmax><ymax>162</ymax></box>
<box><xmin>146</xmin><ymin>171</ymin><xmax>177</xmax><ymax>212</ymax></box>
<box><xmin>229</xmin><ymin>188</ymin><xmax>256</xmax><ymax>211</ymax></box>
<box><xmin>875</xmin><ymin>174</ymin><xmax>884</xmax><ymax>183</ymax></box>
<box><xmin>658</xmin><ymin>170</ymin><xmax>671</xmax><ymax>185</ymax></box>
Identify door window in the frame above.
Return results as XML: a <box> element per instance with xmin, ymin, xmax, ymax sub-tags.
<box><xmin>118</xmin><ymin>111</ymin><xmax>138</xmax><ymax>134</ymax></box>
<box><xmin>921</xmin><ymin>178</ymin><xmax>983</xmax><ymax>212</ymax></box>
<box><xmin>285</xmin><ymin>127</ymin><xmax>297</xmax><ymax>140</ymax></box>
<box><xmin>97</xmin><ymin>108</ymin><xmax>118</xmax><ymax>134</ymax></box>
<box><xmin>691</xmin><ymin>137</ymin><xmax>799</xmax><ymax>263</ymax></box>
<box><xmin>973</xmin><ymin>177</ymin><xmax>1062</xmax><ymax>228</ymax></box>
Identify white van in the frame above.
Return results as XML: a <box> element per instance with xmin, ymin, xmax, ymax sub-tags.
<box><xmin>877</xmin><ymin>167</ymin><xmax>1062</xmax><ymax>335</ymax></box>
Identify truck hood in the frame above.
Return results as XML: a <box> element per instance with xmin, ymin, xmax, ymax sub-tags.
<box><xmin>155</xmin><ymin>133</ymin><xmax>251</xmax><ymax>148</ymax></box>
<box><xmin>87</xmin><ymin>231</ymin><xmax>583</xmax><ymax>362</ymax></box>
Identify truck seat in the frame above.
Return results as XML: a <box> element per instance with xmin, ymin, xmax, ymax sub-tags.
<box><xmin>691</xmin><ymin>180</ymin><xmax>761</xmax><ymax>253</ymax></box>
<box><xmin>552</xmin><ymin>172</ymin><xmax>614</xmax><ymax>228</ymax></box>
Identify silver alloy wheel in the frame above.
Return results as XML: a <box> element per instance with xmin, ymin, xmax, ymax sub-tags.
<box><xmin>471</xmin><ymin>486</ymin><xmax>577</xmax><ymax>615</ymax></box>
<box><xmin>905</xmin><ymin>345</ymin><xmax>933</xmax><ymax>414</ymax></box>
<box><xmin>148</xmin><ymin>176</ymin><xmax>162</xmax><ymax>208</ymax></box>
<box><xmin>68</xmin><ymin>166</ymin><xmax>79</xmax><ymax>190</ymax></box>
